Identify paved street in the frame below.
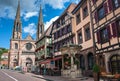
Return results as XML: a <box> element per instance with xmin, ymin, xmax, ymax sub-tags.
<box><xmin>0</xmin><ymin>69</ymin><xmax>46</xmax><ymax>81</ymax></box>
<box><xmin>0</xmin><ymin>69</ymin><xmax>94</xmax><ymax>81</ymax></box>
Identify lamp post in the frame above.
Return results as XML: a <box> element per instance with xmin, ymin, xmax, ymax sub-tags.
<box><xmin>60</xmin><ymin>44</ymin><xmax>82</xmax><ymax>78</ymax></box>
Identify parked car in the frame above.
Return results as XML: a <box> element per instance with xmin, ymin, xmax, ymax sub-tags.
<box><xmin>14</xmin><ymin>66</ymin><xmax>21</xmax><ymax>71</ymax></box>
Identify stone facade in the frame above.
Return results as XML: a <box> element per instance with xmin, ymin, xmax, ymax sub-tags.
<box><xmin>9</xmin><ymin>1</ymin><xmax>35</xmax><ymax>72</ymax></box>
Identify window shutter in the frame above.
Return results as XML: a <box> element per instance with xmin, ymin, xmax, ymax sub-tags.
<box><xmin>108</xmin><ymin>0</ymin><xmax>113</xmax><ymax>12</ymax></box>
<box><xmin>96</xmin><ymin>31</ymin><xmax>101</xmax><ymax>44</ymax></box>
<box><xmin>111</xmin><ymin>22</ymin><xmax>118</xmax><ymax>37</ymax></box>
<box><xmin>104</xmin><ymin>2</ymin><xmax>108</xmax><ymax>15</ymax></box>
<box><xmin>94</xmin><ymin>11</ymin><xmax>98</xmax><ymax>23</ymax></box>
<box><xmin>106</xmin><ymin>25</ymin><xmax>112</xmax><ymax>39</ymax></box>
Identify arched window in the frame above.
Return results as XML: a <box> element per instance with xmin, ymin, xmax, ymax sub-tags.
<box><xmin>110</xmin><ymin>55</ymin><xmax>120</xmax><ymax>74</ymax></box>
<box><xmin>88</xmin><ymin>53</ymin><xmax>94</xmax><ymax>70</ymax></box>
<box><xmin>15</xmin><ymin>43</ymin><xmax>18</xmax><ymax>49</ymax></box>
<box><xmin>80</xmin><ymin>55</ymin><xmax>85</xmax><ymax>70</ymax></box>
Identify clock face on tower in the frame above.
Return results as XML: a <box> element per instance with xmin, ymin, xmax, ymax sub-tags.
<box><xmin>26</xmin><ymin>43</ymin><xmax>32</xmax><ymax>50</ymax></box>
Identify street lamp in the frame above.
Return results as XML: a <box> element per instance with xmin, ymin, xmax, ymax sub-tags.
<box><xmin>60</xmin><ymin>43</ymin><xmax>82</xmax><ymax>78</ymax></box>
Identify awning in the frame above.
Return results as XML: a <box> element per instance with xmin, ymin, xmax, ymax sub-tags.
<box><xmin>52</xmin><ymin>56</ymin><xmax>62</xmax><ymax>61</ymax></box>
<box><xmin>40</xmin><ymin>59</ymin><xmax>51</xmax><ymax>64</ymax></box>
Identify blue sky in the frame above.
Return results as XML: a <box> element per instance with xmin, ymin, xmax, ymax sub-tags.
<box><xmin>0</xmin><ymin>0</ymin><xmax>80</xmax><ymax>49</ymax></box>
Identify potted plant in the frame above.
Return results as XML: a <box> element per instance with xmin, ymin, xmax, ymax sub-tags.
<box><xmin>92</xmin><ymin>64</ymin><xmax>100</xmax><ymax>81</ymax></box>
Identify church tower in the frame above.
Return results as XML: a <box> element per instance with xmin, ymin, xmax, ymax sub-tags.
<box><xmin>12</xmin><ymin>0</ymin><xmax>22</xmax><ymax>39</ymax></box>
<box><xmin>36</xmin><ymin>5</ymin><xmax>44</xmax><ymax>40</ymax></box>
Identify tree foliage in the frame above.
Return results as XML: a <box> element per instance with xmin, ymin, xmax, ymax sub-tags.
<box><xmin>0</xmin><ymin>48</ymin><xmax>8</xmax><ymax>61</ymax></box>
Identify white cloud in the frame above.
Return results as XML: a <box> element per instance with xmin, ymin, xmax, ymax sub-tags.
<box><xmin>45</xmin><ymin>16</ymin><xmax>59</xmax><ymax>30</ymax></box>
<box><xmin>0</xmin><ymin>0</ymin><xmax>79</xmax><ymax>19</ymax></box>
<box><xmin>23</xmin><ymin>23</ymin><xmax>36</xmax><ymax>36</ymax></box>
<box><xmin>44</xmin><ymin>0</ymin><xmax>70</xmax><ymax>9</ymax></box>
<box><xmin>23</xmin><ymin>11</ymin><xmax>38</xmax><ymax>21</ymax></box>
<box><xmin>0</xmin><ymin>0</ymin><xmax>38</xmax><ymax>19</ymax></box>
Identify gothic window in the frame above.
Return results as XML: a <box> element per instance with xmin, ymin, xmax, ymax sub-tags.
<box><xmin>110</xmin><ymin>55</ymin><xmax>120</xmax><ymax>74</ymax></box>
<box><xmin>15</xmin><ymin>43</ymin><xmax>18</xmax><ymax>49</ymax></box>
<box><xmin>26</xmin><ymin>43</ymin><xmax>32</xmax><ymax>50</ymax></box>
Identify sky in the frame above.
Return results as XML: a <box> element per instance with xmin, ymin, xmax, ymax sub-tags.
<box><xmin>0</xmin><ymin>0</ymin><xmax>80</xmax><ymax>49</ymax></box>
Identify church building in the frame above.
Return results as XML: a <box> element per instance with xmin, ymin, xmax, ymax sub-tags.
<box><xmin>9</xmin><ymin>0</ymin><xmax>36</xmax><ymax>72</ymax></box>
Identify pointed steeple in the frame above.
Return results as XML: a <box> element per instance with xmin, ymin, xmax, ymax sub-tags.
<box><xmin>15</xmin><ymin>0</ymin><xmax>20</xmax><ymax>21</ymax></box>
<box><xmin>12</xmin><ymin>0</ymin><xmax>22</xmax><ymax>39</ymax></box>
<box><xmin>37</xmin><ymin>4</ymin><xmax>44</xmax><ymax>40</ymax></box>
<box><xmin>39</xmin><ymin>4</ymin><xmax>43</xmax><ymax>24</ymax></box>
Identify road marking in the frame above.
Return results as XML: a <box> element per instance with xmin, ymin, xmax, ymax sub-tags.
<box><xmin>1</xmin><ymin>70</ymin><xmax>18</xmax><ymax>81</ymax></box>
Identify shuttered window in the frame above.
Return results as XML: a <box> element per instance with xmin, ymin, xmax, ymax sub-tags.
<box><xmin>100</xmin><ymin>27</ymin><xmax>109</xmax><ymax>43</ymax></box>
<box><xmin>97</xmin><ymin>26</ymin><xmax>111</xmax><ymax>44</ymax></box>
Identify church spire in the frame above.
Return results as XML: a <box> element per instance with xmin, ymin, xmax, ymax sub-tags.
<box><xmin>39</xmin><ymin>4</ymin><xmax>43</xmax><ymax>24</ymax></box>
<box><xmin>15</xmin><ymin>0</ymin><xmax>20</xmax><ymax>21</ymax></box>
<box><xmin>12</xmin><ymin>0</ymin><xmax>22</xmax><ymax>39</ymax></box>
<box><xmin>37</xmin><ymin>4</ymin><xmax>44</xmax><ymax>40</ymax></box>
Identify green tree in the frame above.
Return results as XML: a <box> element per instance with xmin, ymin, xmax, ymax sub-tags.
<box><xmin>0</xmin><ymin>48</ymin><xmax>8</xmax><ymax>61</ymax></box>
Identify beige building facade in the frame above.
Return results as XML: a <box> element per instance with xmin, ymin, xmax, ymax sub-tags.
<box><xmin>72</xmin><ymin>0</ymin><xmax>94</xmax><ymax>76</ymax></box>
<box><xmin>90</xmin><ymin>0</ymin><xmax>120</xmax><ymax>74</ymax></box>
